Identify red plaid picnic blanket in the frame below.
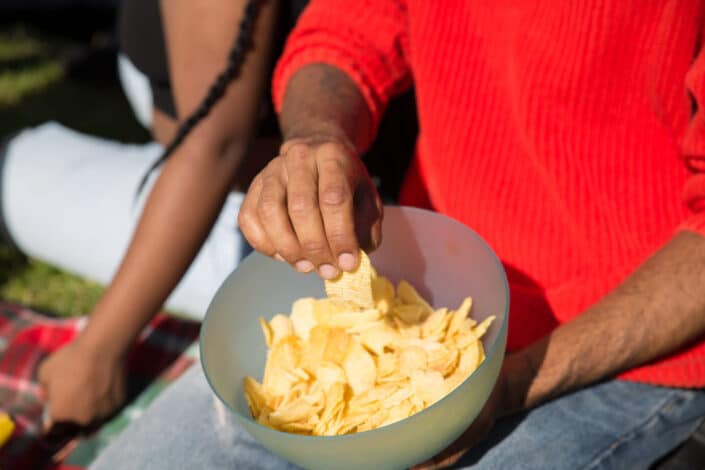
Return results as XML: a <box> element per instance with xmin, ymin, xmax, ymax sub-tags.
<box><xmin>0</xmin><ymin>301</ymin><xmax>200</xmax><ymax>470</ymax></box>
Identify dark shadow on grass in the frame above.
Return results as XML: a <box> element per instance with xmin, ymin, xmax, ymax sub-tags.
<box><xmin>0</xmin><ymin>243</ymin><xmax>28</xmax><ymax>289</ymax></box>
<box><xmin>0</xmin><ymin>72</ymin><xmax>150</xmax><ymax>142</ymax></box>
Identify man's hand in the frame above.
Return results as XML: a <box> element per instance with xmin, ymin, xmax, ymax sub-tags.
<box><xmin>243</xmin><ymin>62</ymin><xmax>379</xmax><ymax>277</ymax></box>
<box><xmin>38</xmin><ymin>337</ymin><xmax>126</xmax><ymax>428</ymax></box>
<box><xmin>239</xmin><ymin>136</ymin><xmax>383</xmax><ymax>279</ymax></box>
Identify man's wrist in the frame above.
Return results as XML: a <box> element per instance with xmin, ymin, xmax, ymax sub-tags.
<box><xmin>281</xmin><ymin>124</ymin><xmax>359</xmax><ymax>153</ymax></box>
<box><xmin>497</xmin><ymin>351</ymin><xmax>540</xmax><ymax>417</ymax></box>
<box><xmin>280</xmin><ymin>132</ymin><xmax>358</xmax><ymax>157</ymax></box>
<box><xmin>280</xmin><ymin>63</ymin><xmax>374</xmax><ymax>153</ymax></box>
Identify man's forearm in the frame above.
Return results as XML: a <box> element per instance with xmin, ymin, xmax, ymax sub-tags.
<box><xmin>504</xmin><ymin>230</ymin><xmax>705</xmax><ymax>414</ymax></box>
<box><xmin>280</xmin><ymin>64</ymin><xmax>373</xmax><ymax>152</ymax></box>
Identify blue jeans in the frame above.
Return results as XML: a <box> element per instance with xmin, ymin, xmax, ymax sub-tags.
<box><xmin>89</xmin><ymin>364</ymin><xmax>705</xmax><ymax>470</ymax></box>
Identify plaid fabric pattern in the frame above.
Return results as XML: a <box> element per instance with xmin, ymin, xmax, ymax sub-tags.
<box><xmin>0</xmin><ymin>302</ymin><xmax>200</xmax><ymax>469</ymax></box>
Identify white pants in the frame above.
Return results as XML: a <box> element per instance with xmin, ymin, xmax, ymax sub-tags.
<box><xmin>0</xmin><ymin>55</ymin><xmax>248</xmax><ymax>319</ymax></box>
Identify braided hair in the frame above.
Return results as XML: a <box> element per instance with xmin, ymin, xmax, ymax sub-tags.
<box><xmin>136</xmin><ymin>0</ymin><xmax>262</xmax><ymax>195</ymax></box>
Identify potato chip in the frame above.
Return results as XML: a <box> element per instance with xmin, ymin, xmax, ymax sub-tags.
<box><xmin>398</xmin><ymin>346</ymin><xmax>427</xmax><ymax>377</ymax></box>
<box><xmin>458</xmin><ymin>339</ymin><xmax>481</xmax><ymax>374</ymax></box>
<box><xmin>243</xmin><ymin>376</ymin><xmax>272</xmax><ymax>417</ymax></box>
<box><xmin>263</xmin><ymin>336</ymin><xmax>303</xmax><ymax>396</ymax></box>
<box><xmin>315</xmin><ymin>362</ymin><xmax>347</xmax><ymax>388</ymax></box>
<box><xmin>313</xmin><ymin>298</ymin><xmax>357</xmax><ymax>324</ymax></box>
<box><xmin>447</xmin><ymin>297</ymin><xmax>473</xmax><ymax>339</ymax></box>
<box><xmin>421</xmin><ymin>308</ymin><xmax>450</xmax><ymax>340</ymax></box>
<box><xmin>300</xmin><ymin>326</ymin><xmax>351</xmax><ymax>373</ymax></box>
<box><xmin>269</xmin><ymin>397</ymin><xmax>321</xmax><ymax>426</ymax></box>
<box><xmin>279</xmin><ymin>421</ymin><xmax>315</xmax><ymax>434</ymax></box>
<box><xmin>384</xmin><ymin>386</ymin><xmax>413</xmax><ymax>407</ymax></box>
<box><xmin>290</xmin><ymin>298</ymin><xmax>318</xmax><ymax>341</ymax></box>
<box><xmin>411</xmin><ymin>370</ymin><xmax>446</xmax><ymax>405</ymax></box>
<box><xmin>269</xmin><ymin>314</ymin><xmax>294</xmax><ymax>345</ymax></box>
<box><xmin>376</xmin><ymin>352</ymin><xmax>398</xmax><ymax>378</ymax></box>
<box><xmin>397</xmin><ymin>280</ymin><xmax>433</xmax><ymax>316</ymax></box>
<box><xmin>259</xmin><ymin>317</ymin><xmax>273</xmax><ymax>348</ymax></box>
<box><xmin>343</xmin><ymin>341</ymin><xmax>377</xmax><ymax>395</ymax></box>
<box><xmin>372</xmin><ymin>275</ymin><xmax>395</xmax><ymax>314</ymax></box>
<box><xmin>326</xmin><ymin>308</ymin><xmax>381</xmax><ymax>329</ymax></box>
<box><xmin>473</xmin><ymin>316</ymin><xmax>495</xmax><ymax>339</ymax></box>
<box><xmin>356</xmin><ymin>321</ymin><xmax>400</xmax><ymax>356</ymax></box>
<box><xmin>323</xmin><ymin>328</ymin><xmax>352</xmax><ymax>364</ymax></box>
<box><xmin>325</xmin><ymin>251</ymin><xmax>375</xmax><ymax>308</ymax></box>
<box><xmin>393</xmin><ymin>316</ymin><xmax>422</xmax><ymax>339</ymax></box>
<box><xmin>382</xmin><ymin>399</ymin><xmax>414</xmax><ymax>427</ymax></box>
<box><xmin>393</xmin><ymin>304</ymin><xmax>428</xmax><ymax>325</ymax></box>
<box><xmin>244</xmin><ymin>249</ymin><xmax>494</xmax><ymax>436</ymax></box>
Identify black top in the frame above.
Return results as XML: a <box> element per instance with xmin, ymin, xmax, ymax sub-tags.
<box><xmin>117</xmin><ymin>0</ymin><xmax>311</xmax><ymax>121</ymax></box>
<box><xmin>118</xmin><ymin>0</ymin><xmax>177</xmax><ymax>118</ymax></box>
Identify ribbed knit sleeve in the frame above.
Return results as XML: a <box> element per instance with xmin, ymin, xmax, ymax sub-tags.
<box><xmin>680</xmin><ymin>39</ymin><xmax>705</xmax><ymax>235</ymax></box>
<box><xmin>272</xmin><ymin>0</ymin><xmax>411</xmax><ymax>134</ymax></box>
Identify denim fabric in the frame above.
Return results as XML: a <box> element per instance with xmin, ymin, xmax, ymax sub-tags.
<box><xmin>455</xmin><ymin>380</ymin><xmax>705</xmax><ymax>469</ymax></box>
<box><xmin>90</xmin><ymin>364</ymin><xmax>705</xmax><ymax>470</ymax></box>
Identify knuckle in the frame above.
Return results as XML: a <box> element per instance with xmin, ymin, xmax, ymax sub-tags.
<box><xmin>318</xmin><ymin>151</ymin><xmax>347</xmax><ymax>170</ymax></box>
<box><xmin>276</xmin><ymin>243</ymin><xmax>300</xmax><ymax>263</ymax></box>
<box><xmin>260</xmin><ymin>172</ymin><xmax>281</xmax><ymax>191</ymax></box>
<box><xmin>265</xmin><ymin>156</ymin><xmax>284</xmax><ymax>171</ymax></box>
<box><xmin>285</xmin><ymin>145</ymin><xmax>309</xmax><ymax>163</ymax></box>
<box><xmin>237</xmin><ymin>207</ymin><xmax>253</xmax><ymax>228</ymax></box>
<box><xmin>253</xmin><ymin>241</ymin><xmax>275</xmax><ymax>257</ymax></box>
<box><xmin>248</xmin><ymin>172</ymin><xmax>264</xmax><ymax>191</ymax></box>
<box><xmin>288</xmin><ymin>193</ymin><xmax>317</xmax><ymax>216</ymax></box>
<box><xmin>320</xmin><ymin>185</ymin><xmax>350</xmax><ymax>208</ymax></box>
<box><xmin>301</xmin><ymin>239</ymin><xmax>329</xmax><ymax>257</ymax></box>
<box><xmin>258</xmin><ymin>193</ymin><xmax>280</xmax><ymax>219</ymax></box>
<box><xmin>326</xmin><ymin>228</ymin><xmax>352</xmax><ymax>247</ymax></box>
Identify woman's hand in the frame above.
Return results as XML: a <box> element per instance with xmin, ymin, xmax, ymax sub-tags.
<box><xmin>239</xmin><ymin>136</ymin><xmax>383</xmax><ymax>279</ymax></box>
<box><xmin>38</xmin><ymin>335</ymin><xmax>126</xmax><ymax>429</ymax></box>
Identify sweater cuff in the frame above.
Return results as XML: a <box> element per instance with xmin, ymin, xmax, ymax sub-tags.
<box><xmin>678</xmin><ymin>214</ymin><xmax>705</xmax><ymax>238</ymax></box>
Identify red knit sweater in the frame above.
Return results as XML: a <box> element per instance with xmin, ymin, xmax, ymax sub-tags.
<box><xmin>273</xmin><ymin>1</ymin><xmax>705</xmax><ymax>387</ymax></box>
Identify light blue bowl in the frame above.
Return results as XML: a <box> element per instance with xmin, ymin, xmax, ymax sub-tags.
<box><xmin>200</xmin><ymin>206</ymin><xmax>509</xmax><ymax>470</ymax></box>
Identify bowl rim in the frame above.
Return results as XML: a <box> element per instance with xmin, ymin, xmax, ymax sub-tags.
<box><xmin>199</xmin><ymin>205</ymin><xmax>510</xmax><ymax>442</ymax></box>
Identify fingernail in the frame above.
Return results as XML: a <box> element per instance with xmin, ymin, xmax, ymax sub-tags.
<box><xmin>273</xmin><ymin>253</ymin><xmax>285</xmax><ymax>262</ymax></box>
<box><xmin>319</xmin><ymin>264</ymin><xmax>340</xmax><ymax>279</ymax></box>
<box><xmin>338</xmin><ymin>253</ymin><xmax>357</xmax><ymax>271</ymax></box>
<box><xmin>295</xmin><ymin>260</ymin><xmax>314</xmax><ymax>273</ymax></box>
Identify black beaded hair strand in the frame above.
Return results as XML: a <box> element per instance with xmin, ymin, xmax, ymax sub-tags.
<box><xmin>136</xmin><ymin>0</ymin><xmax>261</xmax><ymax>195</ymax></box>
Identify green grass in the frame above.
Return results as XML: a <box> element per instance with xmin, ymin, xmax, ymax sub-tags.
<box><xmin>0</xmin><ymin>23</ymin><xmax>148</xmax><ymax>317</ymax></box>
<box><xmin>0</xmin><ymin>27</ymin><xmax>62</xmax><ymax>105</ymax></box>
<box><xmin>0</xmin><ymin>61</ymin><xmax>63</xmax><ymax>106</ymax></box>
<box><xmin>0</xmin><ymin>34</ymin><xmax>44</xmax><ymax>60</ymax></box>
<box><xmin>0</xmin><ymin>246</ymin><xmax>105</xmax><ymax>316</ymax></box>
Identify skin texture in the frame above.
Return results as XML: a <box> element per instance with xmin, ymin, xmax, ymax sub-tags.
<box><xmin>239</xmin><ymin>64</ymin><xmax>382</xmax><ymax>280</ymax></box>
<box><xmin>38</xmin><ymin>0</ymin><xmax>279</xmax><ymax>428</ymax></box>
<box><xmin>238</xmin><ymin>63</ymin><xmax>705</xmax><ymax>468</ymax></box>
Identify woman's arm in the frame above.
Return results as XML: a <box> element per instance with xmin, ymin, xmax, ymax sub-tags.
<box><xmin>82</xmin><ymin>0</ymin><xmax>279</xmax><ymax>357</ymax></box>
<box><xmin>39</xmin><ymin>0</ymin><xmax>279</xmax><ymax>426</ymax></box>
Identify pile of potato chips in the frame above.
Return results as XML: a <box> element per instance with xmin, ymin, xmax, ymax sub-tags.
<box><xmin>243</xmin><ymin>252</ymin><xmax>494</xmax><ymax>436</ymax></box>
